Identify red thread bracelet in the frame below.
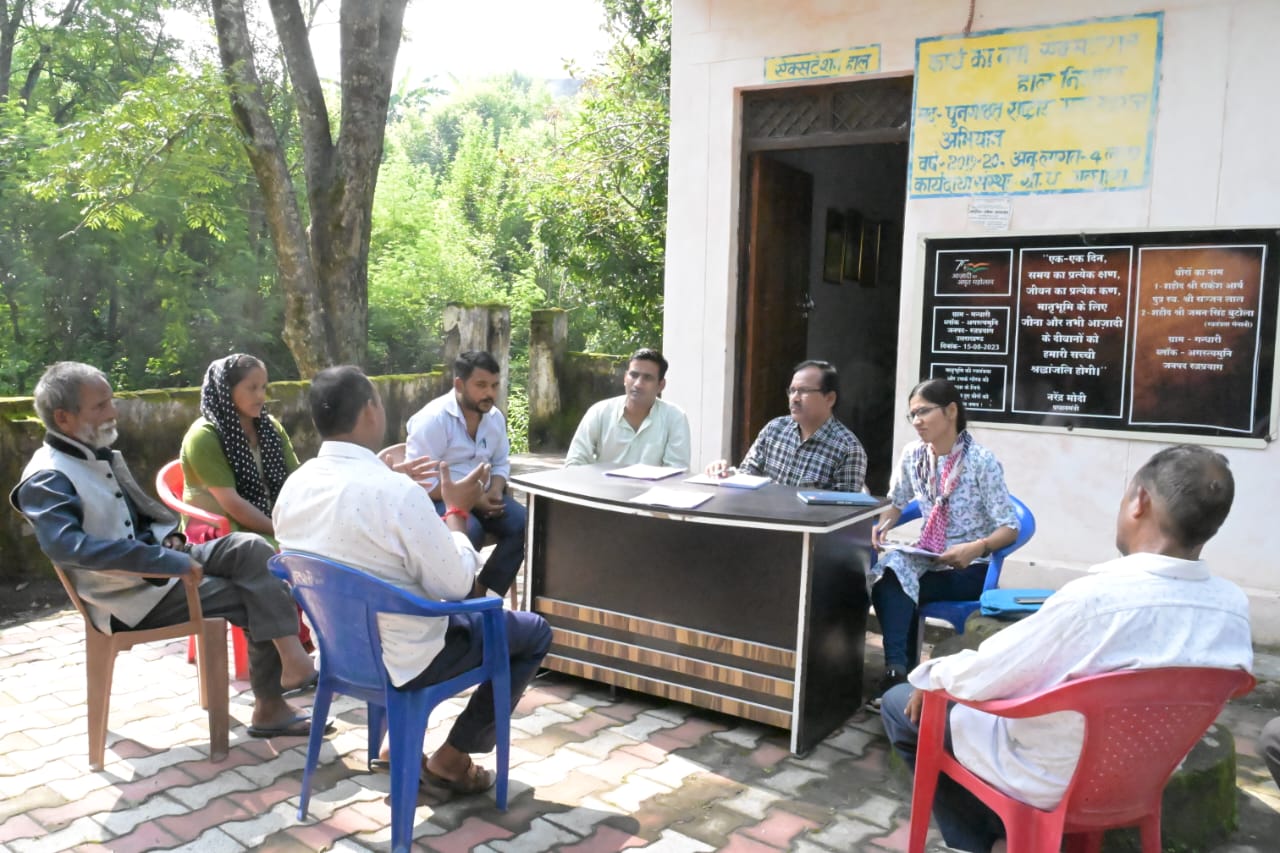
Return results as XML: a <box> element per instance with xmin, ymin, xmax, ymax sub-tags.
<box><xmin>442</xmin><ymin>507</ymin><xmax>469</xmax><ymax>522</ymax></box>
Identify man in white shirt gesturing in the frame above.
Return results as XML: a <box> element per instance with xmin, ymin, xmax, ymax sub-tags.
<box><xmin>275</xmin><ymin>366</ymin><xmax>550</xmax><ymax>795</ymax></box>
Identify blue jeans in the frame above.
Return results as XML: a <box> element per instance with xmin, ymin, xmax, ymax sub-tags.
<box><xmin>871</xmin><ymin>562</ymin><xmax>986</xmax><ymax>670</ymax></box>
<box><xmin>433</xmin><ymin>494</ymin><xmax>527</xmax><ymax>595</ymax></box>
<box><xmin>880</xmin><ymin>683</ymin><xmax>1004</xmax><ymax>852</ymax></box>
<box><xmin>399</xmin><ymin>610</ymin><xmax>551</xmax><ymax>754</ymax></box>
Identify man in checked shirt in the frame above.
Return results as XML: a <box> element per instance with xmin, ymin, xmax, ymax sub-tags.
<box><xmin>706</xmin><ymin>359</ymin><xmax>868</xmax><ymax>491</ymax></box>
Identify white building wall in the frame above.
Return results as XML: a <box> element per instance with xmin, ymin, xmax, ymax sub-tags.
<box><xmin>662</xmin><ymin>0</ymin><xmax>1280</xmax><ymax>640</ymax></box>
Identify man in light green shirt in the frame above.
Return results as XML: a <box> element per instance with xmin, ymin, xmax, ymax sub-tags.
<box><xmin>565</xmin><ymin>348</ymin><xmax>692</xmax><ymax>469</ymax></box>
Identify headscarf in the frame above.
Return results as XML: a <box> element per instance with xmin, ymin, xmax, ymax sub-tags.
<box><xmin>200</xmin><ymin>354</ymin><xmax>288</xmax><ymax>515</ymax></box>
<box><xmin>913</xmin><ymin>429</ymin><xmax>973</xmax><ymax>554</ymax></box>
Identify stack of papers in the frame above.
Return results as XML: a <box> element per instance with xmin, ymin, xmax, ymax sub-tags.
<box><xmin>605</xmin><ymin>464</ymin><xmax>686</xmax><ymax>480</ymax></box>
<box><xmin>629</xmin><ymin>487</ymin><xmax>713</xmax><ymax>509</ymax></box>
<box><xmin>684</xmin><ymin>472</ymin><xmax>772</xmax><ymax>489</ymax></box>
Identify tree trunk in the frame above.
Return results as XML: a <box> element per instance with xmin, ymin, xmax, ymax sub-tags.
<box><xmin>209</xmin><ymin>0</ymin><xmax>408</xmax><ymax>374</ymax></box>
<box><xmin>0</xmin><ymin>1</ymin><xmax>28</xmax><ymax>103</ymax></box>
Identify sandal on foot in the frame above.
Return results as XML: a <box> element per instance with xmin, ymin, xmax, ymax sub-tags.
<box><xmin>422</xmin><ymin>760</ymin><xmax>495</xmax><ymax>795</ymax></box>
<box><xmin>247</xmin><ymin>713</ymin><xmax>334</xmax><ymax>738</ymax></box>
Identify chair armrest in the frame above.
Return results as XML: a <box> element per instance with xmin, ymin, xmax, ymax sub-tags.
<box><xmin>179</xmin><ymin>572</ymin><xmax>205</xmax><ymax>621</ymax></box>
<box><xmin>173</xmin><ymin>499</ymin><xmax>232</xmax><ymax>537</ymax></box>
<box><xmin>90</xmin><ymin>567</ymin><xmax>204</xmax><ymax>622</ymax></box>
<box><xmin>920</xmin><ymin>679</ymin><xmax>1115</xmax><ymax>719</ymax></box>
<box><xmin>270</xmin><ymin>551</ymin><xmax>504</xmax><ymax>619</ymax></box>
<box><xmin>155</xmin><ymin>463</ymin><xmax>233</xmax><ymax>537</ymax></box>
<box><xmin>385</xmin><ymin>587</ymin><xmax>505</xmax><ymax>617</ymax></box>
<box><xmin>919</xmin><ymin>683</ymin><xmax>1076</xmax><ymax>718</ymax></box>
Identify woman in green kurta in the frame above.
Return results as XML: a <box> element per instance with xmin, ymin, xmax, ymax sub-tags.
<box><xmin>180</xmin><ymin>354</ymin><xmax>299</xmax><ymax>543</ymax></box>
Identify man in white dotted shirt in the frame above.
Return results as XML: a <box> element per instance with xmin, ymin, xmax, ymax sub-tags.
<box><xmin>275</xmin><ymin>366</ymin><xmax>550</xmax><ymax>794</ymax></box>
<box><xmin>880</xmin><ymin>445</ymin><xmax>1252</xmax><ymax>853</ymax></box>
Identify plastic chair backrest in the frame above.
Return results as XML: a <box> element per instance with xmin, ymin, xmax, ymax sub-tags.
<box><xmin>1050</xmin><ymin>667</ymin><xmax>1255</xmax><ymax>827</ymax></box>
<box><xmin>271</xmin><ymin>553</ymin><xmax>421</xmax><ymax>701</ymax></box>
<box><xmin>156</xmin><ymin>460</ymin><xmax>233</xmax><ymax>539</ymax></box>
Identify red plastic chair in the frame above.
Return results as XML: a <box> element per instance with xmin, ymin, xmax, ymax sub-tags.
<box><xmin>908</xmin><ymin>666</ymin><xmax>1257</xmax><ymax>853</ymax></box>
<box><xmin>155</xmin><ymin>460</ymin><xmax>249</xmax><ymax>680</ymax></box>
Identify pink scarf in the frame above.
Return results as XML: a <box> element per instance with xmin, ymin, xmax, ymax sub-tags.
<box><xmin>914</xmin><ymin>431</ymin><xmax>971</xmax><ymax>554</ymax></box>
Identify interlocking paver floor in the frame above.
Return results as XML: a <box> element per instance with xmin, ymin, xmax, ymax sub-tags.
<box><xmin>2</xmin><ymin>608</ymin><xmax>1279</xmax><ymax>852</ymax></box>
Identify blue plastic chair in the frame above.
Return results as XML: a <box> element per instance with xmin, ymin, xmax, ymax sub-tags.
<box><xmin>890</xmin><ymin>495</ymin><xmax>1036</xmax><ymax>665</ymax></box>
<box><xmin>269</xmin><ymin>552</ymin><xmax>511</xmax><ymax>853</ymax></box>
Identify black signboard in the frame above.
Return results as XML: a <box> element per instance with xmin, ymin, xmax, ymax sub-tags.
<box><xmin>920</xmin><ymin>229</ymin><xmax>1279</xmax><ymax>439</ymax></box>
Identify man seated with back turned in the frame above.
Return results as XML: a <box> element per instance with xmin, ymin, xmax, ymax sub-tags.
<box><xmin>880</xmin><ymin>444</ymin><xmax>1253</xmax><ymax>853</ymax></box>
<box><xmin>565</xmin><ymin>347</ymin><xmax>691</xmax><ymax>469</ymax></box>
<box><xmin>706</xmin><ymin>359</ymin><xmax>867</xmax><ymax>491</ymax></box>
<box><xmin>406</xmin><ymin>351</ymin><xmax>523</xmax><ymax>599</ymax></box>
<box><xmin>11</xmin><ymin>361</ymin><xmax>318</xmax><ymax>738</ymax></box>
<box><xmin>274</xmin><ymin>366</ymin><xmax>551</xmax><ymax>794</ymax></box>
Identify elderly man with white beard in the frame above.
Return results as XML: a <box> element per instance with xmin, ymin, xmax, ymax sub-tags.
<box><xmin>10</xmin><ymin>361</ymin><xmax>319</xmax><ymax>738</ymax></box>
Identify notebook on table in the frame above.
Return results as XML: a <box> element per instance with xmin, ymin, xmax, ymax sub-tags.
<box><xmin>795</xmin><ymin>490</ymin><xmax>881</xmax><ymax>507</ymax></box>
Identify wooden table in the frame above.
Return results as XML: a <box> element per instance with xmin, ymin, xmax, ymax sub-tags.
<box><xmin>511</xmin><ymin>464</ymin><xmax>883</xmax><ymax>753</ymax></box>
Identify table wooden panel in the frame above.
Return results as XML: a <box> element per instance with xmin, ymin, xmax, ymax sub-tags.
<box><xmin>514</xmin><ymin>465</ymin><xmax>881</xmax><ymax>753</ymax></box>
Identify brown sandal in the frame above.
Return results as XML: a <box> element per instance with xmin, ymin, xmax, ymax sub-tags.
<box><xmin>422</xmin><ymin>758</ymin><xmax>495</xmax><ymax>794</ymax></box>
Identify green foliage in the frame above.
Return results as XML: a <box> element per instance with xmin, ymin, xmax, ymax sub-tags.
<box><xmin>527</xmin><ymin>0</ymin><xmax>671</xmax><ymax>354</ymax></box>
<box><xmin>27</xmin><ymin>67</ymin><xmax>243</xmax><ymax>242</ymax></box>
<box><xmin>1</xmin><ymin>0</ymin><xmax>674</xmax><ymax>401</ymax></box>
<box><xmin>2</xmin><ymin>55</ymin><xmax>290</xmax><ymax>393</ymax></box>
<box><xmin>367</xmin><ymin>74</ymin><xmax>557</xmax><ymax>375</ymax></box>
<box><xmin>505</xmin><ymin>387</ymin><xmax>530</xmax><ymax>454</ymax></box>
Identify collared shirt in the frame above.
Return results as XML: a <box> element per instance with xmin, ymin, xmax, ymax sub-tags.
<box><xmin>870</xmin><ymin>435</ymin><xmax>1019</xmax><ymax>601</ymax></box>
<box><xmin>565</xmin><ymin>395</ymin><xmax>691</xmax><ymax>468</ymax></box>
<box><xmin>909</xmin><ymin>552</ymin><xmax>1253</xmax><ymax>810</ymax></box>
<box><xmin>406</xmin><ymin>391</ymin><xmax>511</xmax><ymax>481</ymax></box>
<box><xmin>272</xmin><ymin>441</ymin><xmax>480</xmax><ymax>686</ymax></box>
<box><xmin>738</xmin><ymin>415</ymin><xmax>867</xmax><ymax>491</ymax></box>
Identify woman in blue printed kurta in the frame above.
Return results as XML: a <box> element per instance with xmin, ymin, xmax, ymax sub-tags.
<box><xmin>869</xmin><ymin>378</ymin><xmax>1019</xmax><ymax>697</ymax></box>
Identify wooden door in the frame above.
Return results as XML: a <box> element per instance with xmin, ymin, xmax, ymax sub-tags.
<box><xmin>735</xmin><ymin>154</ymin><xmax>813</xmax><ymax>460</ymax></box>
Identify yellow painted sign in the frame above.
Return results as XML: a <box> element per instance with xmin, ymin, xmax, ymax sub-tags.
<box><xmin>910</xmin><ymin>14</ymin><xmax>1162</xmax><ymax>197</ymax></box>
<box><xmin>765</xmin><ymin>44</ymin><xmax>881</xmax><ymax>83</ymax></box>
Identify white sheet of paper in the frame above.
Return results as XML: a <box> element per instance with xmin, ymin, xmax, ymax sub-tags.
<box><xmin>605</xmin><ymin>464</ymin><xmax>687</xmax><ymax>480</ymax></box>
<box><xmin>684</xmin><ymin>472</ymin><xmax>771</xmax><ymax>489</ymax></box>
<box><xmin>629</xmin><ymin>487</ymin><xmax>713</xmax><ymax>509</ymax></box>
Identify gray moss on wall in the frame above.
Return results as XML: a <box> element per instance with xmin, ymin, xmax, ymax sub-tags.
<box><xmin>1</xmin><ymin>373</ymin><xmax>446</xmax><ymax>583</ymax></box>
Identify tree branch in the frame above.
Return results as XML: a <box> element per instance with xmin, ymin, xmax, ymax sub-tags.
<box><xmin>17</xmin><ymin>0</ymin><xmax>81</xmax><ymax>107</ymax></box>
<box><xmin>265</xmin><ymin>0</ymin><xmax>332</xmax><ymax>200</ymax></box>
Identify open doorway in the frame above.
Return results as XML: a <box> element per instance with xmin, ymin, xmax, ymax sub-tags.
<box><xmin>734</xmin><ymin>78</ymin><xmax>911</xmax><ymax>493</ymax></box>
